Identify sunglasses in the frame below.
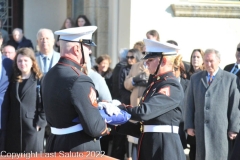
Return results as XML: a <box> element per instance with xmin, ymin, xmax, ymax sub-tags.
<box><xmin>237</xmin><ymin>48</ymin><xmax>240</xmax><ymax>52</ymax></box>
<box><xmin>126</xmin><ymin>56</ymin><xmax>134</xmax><ymax>59</ymax></box>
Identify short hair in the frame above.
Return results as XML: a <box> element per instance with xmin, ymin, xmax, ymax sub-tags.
<box><xmin>128</xmin><ymin>49</ymin><xmax>142</xmax><ymax>62</ymax></box>
<box><xmin>13</xmin><ymin>48</ymin><xmax>42</xmax><ymax>82</ymax></box>
<box><xmin>204</xmin><ymin>49</ymin><xmax>221</xmax><ymax>60</ymax></box>
<box><xmin>12</xmin><ymin>28</ymin><xmax>23</xmax><ymax>34</ymax></box>
<box><xmin>36</xmin><ymin>28</ymin><xmax>54</xmax><ymax>40</ymax></box>
<box><xmin>167</xmin><ymin>40</ymin><xmax>178</xmax><ymax>46</ymax></box>
<box><xmin>75</xmin><ymin>15</ymin><xmax>91</xmax><ymax>27</ymax></box>
<box><xmin>146</xmin><ymin>30</ymin><xmax>160</xmax><ymax>41</ymax></box>
<box><xmin>133</xmin><ymin>41</ymin><xmax>145</xmax><ymax>52</ymax></box>
<box><xmin>95</xmin><ymin>54</ymin><xmax>112</xmax><ymax>65</ymax></box>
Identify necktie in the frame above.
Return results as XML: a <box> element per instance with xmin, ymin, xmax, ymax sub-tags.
<box><xmin>208</xmin><ymin>76</ymin><xmax>213</xmax><ymax>85</ymax></box>
<box><xmin>43</xmin><ymin>57</ymin><xmax>48</xmax><ymax>73</ymax></box>
<box><xmin>232</xmin><ymin>65</ymin><xmax>239</xmax><ymax>74</ymax></box>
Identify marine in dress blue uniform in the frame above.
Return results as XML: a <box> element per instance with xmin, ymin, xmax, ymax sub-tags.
<box><xmin>42</xmin><ymin>26</ymin><xmax>111</xmax><ymax>152</ymax></box>
<box><xmin>118</xmin><ymin>39</ymin><xmax>185</xmax><ymax>160</ymax></box>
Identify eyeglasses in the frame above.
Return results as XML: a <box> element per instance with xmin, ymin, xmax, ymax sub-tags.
<box><xmin>237</xmin><ymin>48</ymin><xmax>240</xmax><ymax>52</ymax></box>
<box><xmin>126</xmin><ymin>56</ymin><xmax>134</xmax><ymax>59</ymax></box>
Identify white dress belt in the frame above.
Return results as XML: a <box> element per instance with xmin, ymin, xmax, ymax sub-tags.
<box><xmin>51</xmin><ymin>124</ymin><xmax>83</xmax><ymax>135</ymax></box>
<box><xmin>143</xmin><ymin>125</ymin><xmax>179</xmax><ymax>133</ymax></box>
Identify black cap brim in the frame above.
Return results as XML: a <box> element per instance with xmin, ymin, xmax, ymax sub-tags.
<box><xmin>86</xmin><ymin>41</ymin><xmax>97</xmax><ymax>47</ymax></box>
<box><xmin>82</xmin><ymin>40</ymin><xmax>97</xmax><ymax>47</ymax></box>
<box><xmin>142</xmin><ymin>52</ymin><xmax>162</xmax><ymax>59</ymax></box>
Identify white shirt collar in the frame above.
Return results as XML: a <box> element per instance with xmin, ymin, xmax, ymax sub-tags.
<box><xmin>207</xmin><ymin>67</ymin><xmax>219</xmax><ymax>77</ymax></box>
<box><xmin>40</xmin><ymin>52</ymin><xmax>53</xmax><ymax>59</ymax></box>
<box><xmin>235</xmin><ymin>63</ymin><xmax>240</xmax><ymax>69</ymax></box>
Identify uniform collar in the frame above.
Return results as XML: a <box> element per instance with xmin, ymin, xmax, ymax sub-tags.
<box><xmin>58</xmin><ymin>56</ymin><xmax>83</xmax><ymax>71</ymax></box>
<box><xmin>153</xmin><ymin>71</ymin><xmax>174</xmax><ymax>81</ymax></box>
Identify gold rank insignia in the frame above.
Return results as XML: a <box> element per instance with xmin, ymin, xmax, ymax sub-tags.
<box><xmin>140</xmin><ymin>122</ymin><xmax>143</xmax><ymax>133</ymax></box>
<box><xmin>142</xmin><ymin>97</ymin><xmax>144</xmax><ymax>101</ymax></box>
<box><xmin>157</xmin><ymin>76</ymin><xmax>160</xmax><ymax>80</ymax></box>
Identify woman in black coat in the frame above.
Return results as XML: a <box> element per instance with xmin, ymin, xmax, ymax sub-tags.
<box><xmin>5</xmin><ymin>48</ymin><xmax>47</xmax><ymax>153</ymax></box>
<box><xmin>186</xmin><ymin>49</ymin><xmax>204</xmax><ymax>160</ymax></box>
<box><xmin>118</xmin><ymin>49</ymin><xmax>142</xmax><ymax>160</ymax></box>
<box><xmin>119</xmin><ymin>49</ymin><xmax>142</xmax><ymax>105</ymax></box>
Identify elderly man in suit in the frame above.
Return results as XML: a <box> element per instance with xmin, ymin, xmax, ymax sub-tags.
<box><xmin>2</xmin><ymin>45</ymin><xmax>16</xmax><ymax>60</ymax></box>
<box><xmin>35</xmin><ymin>28</ymin><xmax>60</xmax><ymax>74</ymax></box>
<box><xmin>184</xmin><ymin>49</ymin><xmax>240</xmax><ymax>160</ymax></box>
<box><xmin>0</xmin><ymin>32</ymin><xmax>13</xmax><ymax>151</ymax></box>
<box><xmin>224</xmin><ymin>42</ymin><xmax>240</xmax><ymax>78</ymax></box>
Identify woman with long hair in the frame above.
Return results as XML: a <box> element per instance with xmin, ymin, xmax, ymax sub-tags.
<box><xmin>186</xmin><ymin>48</ymin><xmax>204</xmax><ymax>160</ymax></box>
<box><xmin>187</xmin><ymin>49</ymin><xmax>204</xmax><ymax>79</ymax></box>
<box><xmin>5</xmin><ymin>48</ymin><xmax>47</xmax><ymax>153</ymax></box>
<box><xmin>75</xmin><ymin>15</ymin><xmax>91</xmax><ymax>27</ymax></box>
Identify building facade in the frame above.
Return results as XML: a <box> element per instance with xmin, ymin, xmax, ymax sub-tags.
<box><xmin>1</xmin><ymin>0</ymin><xmax>240</xmax><ymax>68</ymax></box>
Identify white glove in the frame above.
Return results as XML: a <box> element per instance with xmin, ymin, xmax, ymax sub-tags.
<box><xmin>98</xmin><ymin>102</ymin><xmax>121</xmax><ymax>116</ymax></box>
<box><xmin>111</xmin><ymin>99</ymin><xmax>121</xmax><ymax>106</ymax></box>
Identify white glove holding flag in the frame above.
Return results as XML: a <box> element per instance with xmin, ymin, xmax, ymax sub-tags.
<box><xmin>111</xmin><ymin>99</ymin><xmax>121</xmax><ymax>106</ymax></box>
<box><xmin>98</xmin><ymin>102</ymin><xmax>121</xmax><ymax>116</ymax></box>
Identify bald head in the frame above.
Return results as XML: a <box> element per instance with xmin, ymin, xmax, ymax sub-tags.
<box><xmin>12</xmin><ymin>28</ymin><xmax>23</xmax><ymax>43</ymax></box>
<box><xmin>60</xmin><ymin>40</ymin><xmax>91</xmax><ymax>66</ymax></box>
<box><xmin>2</xmin><ymin>45</ymin><xmax>16</xmax><ymax>60</ymax></box>
<box><xmin>59</xmin><ymin>40</ymin><xmax>79</xmax><ymax>56</ymax></box>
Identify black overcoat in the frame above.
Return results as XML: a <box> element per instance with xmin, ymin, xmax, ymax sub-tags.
<box><xmin>5</xmin><ymin>73</ymin><xmax>46</xmax><ymax>153</ymax></box>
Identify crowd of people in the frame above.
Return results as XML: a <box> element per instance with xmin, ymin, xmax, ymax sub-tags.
<box><xmin>0</xmin><ymin>14</ymin><xmax>240</xmax><ymax>160</ymax></box>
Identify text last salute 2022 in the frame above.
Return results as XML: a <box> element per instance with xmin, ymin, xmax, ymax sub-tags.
<box><xmin>0</xmin><ymin>151</ymin><xmax>106</xmax><ymax>159</ymax></box>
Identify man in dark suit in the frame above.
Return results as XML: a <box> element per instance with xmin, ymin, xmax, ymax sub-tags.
<box><xmin>7</xmin><ymin>28</ymin><xmax>33</xmax><ymax>50</ymax></box>
<box><xmin>0</xmin><ymin>32</ymin><xmax>13</xmax><ymax>151</ymax></box>
<box><xmin>224</xmin><ymin>42</ymin><xmax>240</xmax><ymax>78</ymax></box>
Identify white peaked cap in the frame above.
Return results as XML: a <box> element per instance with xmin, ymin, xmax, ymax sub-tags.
<box><xmin>143</xmin><ymin>39</ymin><xmax>180</xmax><ymax>59</ymax></box>
<box><xmin>54</xmin><ymin>26</ymin><xmax>97</xmax><ymax>46</ymax></box>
